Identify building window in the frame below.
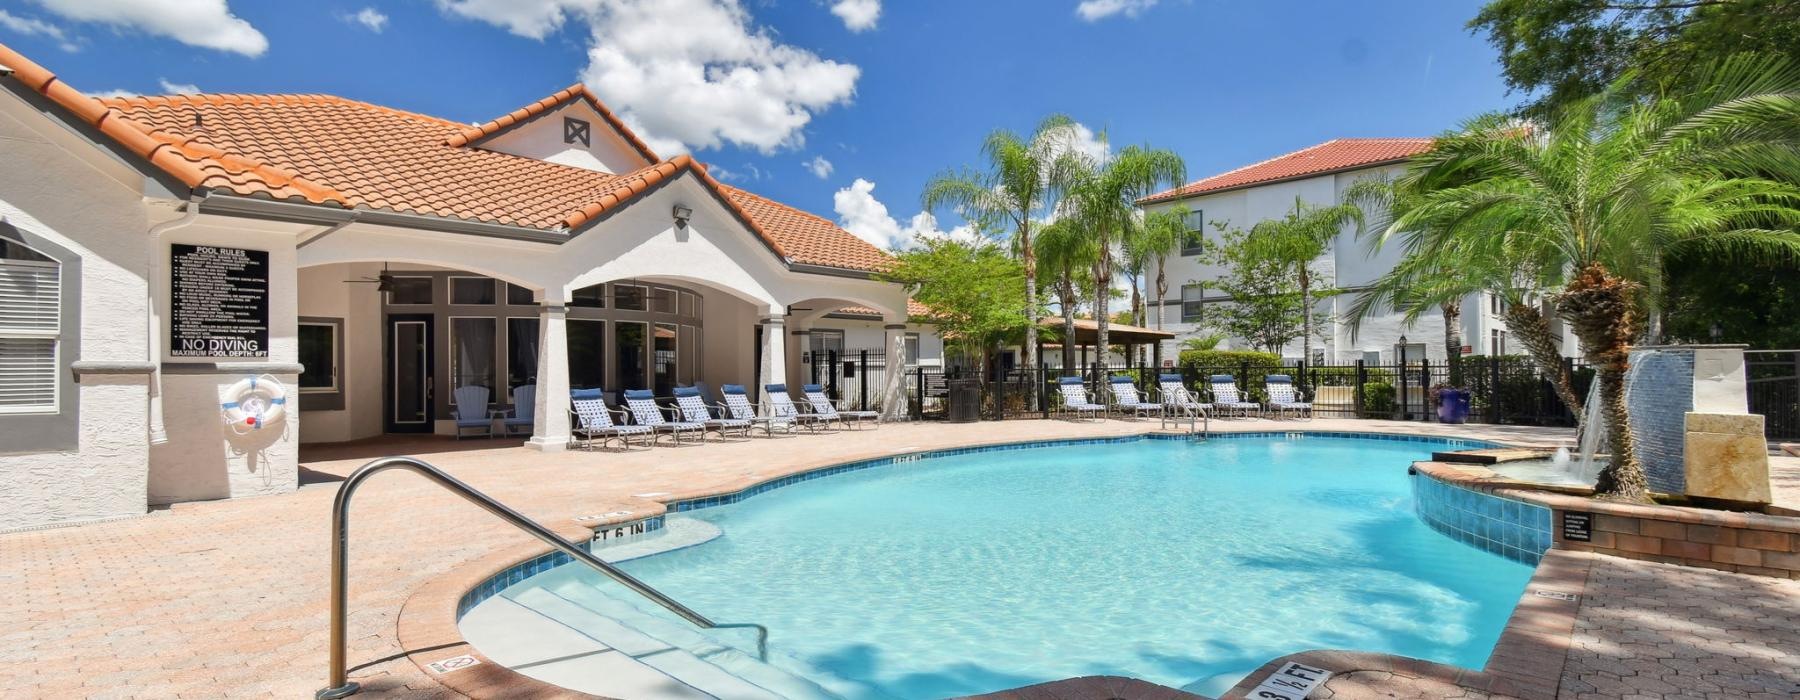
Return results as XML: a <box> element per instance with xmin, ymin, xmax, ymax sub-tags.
<box><xmin>506</xmin><ymin>317</ymin><xmax>539</xmax><ymax>391</ymax></box>
<box><xmin>1180</xmin><ymin>284</ymin><xmax>1205</xmax><ymax>322</ymax></box>
<box><xmin>567</xmin><ymin>320</ymin><xmax>606</xmax><ymax>391</ymax></box>
<box><xmin>650</xmin><ymin>286</ymin><xmax>676</xmax><ymax>314</ymax></box>
<box><xmin>614</xmin><ymin>321</ymin><xmax>647</xmax><ymax>390</ymax></box>
<box><xmin>298</xmin><ymin>322</ymin><xmax>339</xmax><ymax>393</ymax></box>
<box><xmin>613</xmin><ymin>284</ymin><xmax>647</xmax><ymax>311</ymax></box>
<box><xmin>450</xmin><ymin>276</ymin><xmax>496</xmax><ymax>305</ymax></box>
<box><xmin>1491</xmin><ymin>329</ymin><xmax>1509</xmax><ymax>356</ymax></box>
<box><xmin>570</xmin><ymin>283</ymin><xmax>606</xmax><ymax>309</ymax></box>
<box><xmin>653</xmin><ymin>322</ymin><xmax>678</xmax><ymax>394</ymax></box>
<box><xmin>450</xmin><ymin>317</ymin><xmax>497</xmax><ymax>397</ymax></box>
<box><xmin>506</xmin><ymin>283</ymin><xmax>535</xmax><ymax>306</ymax></box>
<box><xmin>904</xmin><ymin>333</ymin><xmax>921</xmax><ymax>366</ymax></box>
<box><xmin>809</xmin><ymin>329</ymin><xmax>845</xmax><ymax>360</ymax></box>
<box><xmin>563</xmin><ymin>117</ymin><xmax>590</xmax><ymax>147</ymax></box>
<box><xmin>1180</xmin><ymin>209</ymin><xmax>1206</xmax><ymax>256</ymax></box>
<box><xmin>387</xmin><ymin>276</ymin><xmax>432</xmax><ymax>305</ymax></box>
<box><xmin>0</xmin><ymin>240</ymin><xmax>60</xmax><ymax>413</ymax></box>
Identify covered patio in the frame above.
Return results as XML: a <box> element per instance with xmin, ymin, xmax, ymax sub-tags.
<box><xmin>1035</xmin><ymin>317</ymin><xmax>1178</xmax><ymax>369</ymax></box>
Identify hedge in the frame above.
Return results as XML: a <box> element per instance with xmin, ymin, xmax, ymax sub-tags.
<box><xmin>1177</xmin><ymin>349</ymin><xmax>1281</xmax><ymax>369</ymax></box>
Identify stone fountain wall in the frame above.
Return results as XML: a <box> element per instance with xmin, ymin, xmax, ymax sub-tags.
<box><xmin>1624</xmin><ymin>345</ymin><xmax>1753</xmax><ymax>496</ymax></box>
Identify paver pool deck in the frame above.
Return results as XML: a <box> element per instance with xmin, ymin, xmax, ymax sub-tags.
<box><xmin>1</xmin><ymin>418</ymin><xmax>1796</xmax><ymax>699</ymax></box>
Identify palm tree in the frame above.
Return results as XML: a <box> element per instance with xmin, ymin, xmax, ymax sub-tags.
<box><xmin>922</xmin><ymin>115</ymin><xmax>1082</xmax><ymax>390</ymax></box>
<box><xmin>1036</xmin><ymin>217</ymin><xmax>1097</xmax><ymax>372</ymax></box>
<box><xmin>1063</xmin><ymin>138</ymin><xmax>1186</xmax><ymax>372</ymax></box>
<box><xmin>1243</xmin><ymin>197</ymin><xmax>1364</xmax><ymax>365</ymax></box>
<box><xmin>1393</xmin><ymin>53</ymin><xmax>1800</xmax><ymax>502</ymax></box>
<box><xmin>1123</xmin><ymin>206</ymin><xmax>1189</xmax><ymax>366</ymax></box>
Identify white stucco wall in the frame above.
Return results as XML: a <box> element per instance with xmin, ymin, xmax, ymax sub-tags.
<box><xmin>0</xmin><ymin>88</ymin><xmax>154</xmax><ymax>531</ymax></box>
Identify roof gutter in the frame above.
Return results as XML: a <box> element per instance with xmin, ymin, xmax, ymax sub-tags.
<box><xmin>788</xmin><ymin>262</ymin><xmax>877</xmax><ymax>280</ymax></box>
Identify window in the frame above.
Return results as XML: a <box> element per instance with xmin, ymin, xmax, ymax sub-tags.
<box><xmin>1180</xmin><ymin>209</ymin><xmax>1207</xmax><ymax>255</ymax></box>
<box><xmin>570</xmin><ymin>283</ymin><xmax>606</xmax><ymax>309</ymax></box>
<box><xmin>680</xmin><ymin>291</ymin><xmax>697</xmax><ymax>317</ymax></box>
<box><xmin>1180</xmin><ymin>284</ymin><xmax>1206</xmax><ymax>322</ymax></box>
<box><xmin>650</xmin><ymin>287</ymin><xmax>676</xmax><ymax>314</ymax></box>
<box><xmin>0</xmin><ymin>240</ymin><xmax>60</xmax><ymax>413</ymax></box>
<box><xmin>654</xmin><ymin>322</ymin><xmax>678</xmax><ymax>394</ymax></box>
<box><xmin>1490</xmin><ymin>294</ymin><xmax>1507</xmax><ymax>316</ymax></box>
<box><xmin>387</xmin><ymin>276</ymin><xmax>432</xmax><ymax>305</ymax></box>
<box><xmin>904</xmin><ymin>333</ymin><xmax>921</xmax><ymax>366</ymax></box>
<box><xmin>567</xmin><ymin>320</ymin><xmax>606</xmax><ymax>390</ymax></box>
<box><xmin>1491</xmin><ymin>329</ymin><xmax>1509</xmax><ymax>356</ymax></box>
<box><xmin>298</xmin><ymin>322</ymin><xmax>339</xmax><ymax>392</ymax></box>
<box><xmin>614</xmin><ymin>321</ymin><xmax>647</xmax><ymax>390</ymax></box>
<box><xmin>613</xmin><ymin>284</ymin><xmax>647</xmax><ymax>311</ymax></box>
<box><xmin>506</xmin><ymin>318</ymin><xmax>539</xmax><ymax>391</ymax></box>
<box><xmin>563</xmin><ymin>117</ymin><xmax>590</xmax><ymax>147</ymax></box>
<box><xmin>451</xmin><ymin>276</ymin><xmax>496</xmax><ymax>305</ymax></box>
<box><xmin>450</xmin><ymin>318</ymin><xmax>498</xmax><ymax>398</ymax></box>
<box><xmin>506</xmin><ymin>283</ymin><xmax>535</xmax><ymax>306</ymax></box>
<box><xmin>809</xmin><ymin>329</ymin><xmax>845</xmax><ymax>360</ymax></box>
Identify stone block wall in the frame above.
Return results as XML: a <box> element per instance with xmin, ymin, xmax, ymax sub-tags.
<box><xmin>1625</xmin><ymin>347</ymin><xmax>1693</xmax><ymax>493</ymax></box>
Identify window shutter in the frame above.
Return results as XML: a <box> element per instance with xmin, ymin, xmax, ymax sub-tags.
<box><xmin>0</xmin><ymin>259</ymin><xmax>60</xmax><ymax>412</ymax></box>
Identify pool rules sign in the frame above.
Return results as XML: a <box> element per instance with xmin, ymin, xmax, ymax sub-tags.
<box><xmin>170</xmin><ymin>244</ymin><xmax>270</xmax><ymax>358</ymax></box>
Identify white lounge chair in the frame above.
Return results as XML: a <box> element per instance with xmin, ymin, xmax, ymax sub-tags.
<box><xmin>1107</xmin><ymin>375</ymin><xmax>1163</xmax><ymax>420</ymax></box>
<box><xmin>1054</xmin><ymin>376</ymin><xmax>1107</xmax><ymax>421</ymax></box>
<box><xmin>570</xmin><ymin>389</ymin><xmax>652</xmax><ymax>450</ymax></box>
<box><xmin>451</xmin><ymin>385</ymin><xmax>493</xmax><ymax>439</ymax></box>
<box><xmin>801</xmin><ymin>383</ymin><xmax>879</xmax><ymax>430</ymax></box>
<box><xmin>718</xmin><ymin>384</ymin><xmax>797</xmax><ymax>437</ymax></box>
<box><xmin>1264</xmin><ymin>374</ymin><xmax>1313</xmax><ymax>420</ymax></box>
<box><xmin>1208</xmin><ymin>375</ymin><xmax>1261</xmax><ymax>419</ymax></box>
<box><xmin>764</xmin><ymin>384</ymin><xmax>828</xmax><ymax>432</ymax></box>
<box><xmin>674</xmin><ymin>386</ymin><xmax>751</xmax><ymax>441</ymax></box>
<box><xmin>622</xmin><ymin>389</ymin><xmax>707</xmax><ymax>446</ymax></box>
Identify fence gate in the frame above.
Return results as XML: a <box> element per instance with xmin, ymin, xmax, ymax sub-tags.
<box><xmin>1747</xmin><ymin>350</ymin><xmax>1799</xmax><ymax>440</ymax></box>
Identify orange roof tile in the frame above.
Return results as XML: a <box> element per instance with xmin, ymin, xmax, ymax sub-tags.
<box><xmin>831</xmin><ymin>300</ymin><xmax>933</xmax><ymax>319</ymax></box>
<box><xmin>0</xmin><ymin>43</ymin><xmax>889</xmax><ymax>272</ymax></box>
<box><xmin>446</xmin><ymin>83</ymin><xmax>661</xmax><ymax>164</ymax></box>
<box><xmin>1139</xmin><ymin>138</ymin><xmax>1433</xmax><ymax>204</ymax></box>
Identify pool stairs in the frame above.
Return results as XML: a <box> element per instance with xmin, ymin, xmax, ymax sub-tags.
<box><xmin>466</xmin><ymin>580</ymin><xmax>891</xmax><ymax>699</ymax></box>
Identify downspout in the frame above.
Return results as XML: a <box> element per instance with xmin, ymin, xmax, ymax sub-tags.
<box><xmin>144</xmin><ymin>195</ymin><xmax>204</xmax><ymax>443</ymax></box>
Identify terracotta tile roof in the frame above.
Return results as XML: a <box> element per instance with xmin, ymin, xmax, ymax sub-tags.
<box><xmin>445</xmin><ymin>83</ymin><xmax>661</xmax><ymax>164</ymax></box>
<box><xmin>1139</xmin><ymin>138</ymin><xmax>1434</xmax><ymax>204</ymax></box>
<box><xmin>831</xmin><ymin>300</ymin><xmax>933</xmax><ymax>319</ymax></box>
<box><xmin>0</xmin><ymin>42</ymin><xmax>891</xmax><ymax>272</ymax></box>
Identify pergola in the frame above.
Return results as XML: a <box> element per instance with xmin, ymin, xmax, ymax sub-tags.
<box><xmin>1035</xmin><ymin>317</ymin><xmax>1177</xmax><ymax>369</ymax></box>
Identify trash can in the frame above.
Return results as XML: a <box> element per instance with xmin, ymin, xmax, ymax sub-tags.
<box><xmin>946</xmin><ymin>379</ymin><xmax>981</xmax><ymax>423</ymax></box>
<box><xmin>1436</xmin><ymin>389</ymin><xmax>1470</xmax><ymax>424</ymax></box>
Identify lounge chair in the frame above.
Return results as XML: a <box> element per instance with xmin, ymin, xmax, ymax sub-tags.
<box><xmin>673</xmin><ymin>386</ymin><xmax>752</xmax><ymax>441</ymax></box>
<box><xmin>801</xmin><ymin>383</ymin><xmax>880</xmax><ymax>430</ymax></box>
<box><xmin>1054</xmin><ymin>376</ymin><xmax>1107</xmax><ymax>421</ymax></box>
<box><xmin>1106</xmin><ymin>375</ymin><xmax>1163</xmax><ymax>420</ymax></box>
<box><xmin>1208</xmin><ymin>375</ymin><xmax>1261</xmax><ymax>419</ymax></box>
<box><xmin>622</xmin><ymin>389</ymin><xmax>707</xmax><ymax>446</ymax></box>
<box><xmin>497</xmin><ymin>384</ymin><xmax>536</xmax><ymax>437</ymax></box>
<box><xmin>718</xmin><ymin>384</ymin><xmax>798</xmax><ymax>437</ymax></box>
<box><xmin>1157</xmin><ymin>374</ymin><xmax>1211</xmax><ymax>429</ymax></box>
<box><xmin>569</xmin><ymin>389</ymin><xmax>652</xmax><ymax>450</ymax></box>
<box><xmin>763</xmin><ymin>384</ymin><xmax>828</xmax><ymax>432</ymax></box>
<box><xmin>451</xmin><ymin>385</ymin><xmax>493</xmax><ymax>439</ymax></box>
<box><xmin>1264</xmin><ymin>375</ymin><xmax>1313</xmax><ymax>420</ymax></box>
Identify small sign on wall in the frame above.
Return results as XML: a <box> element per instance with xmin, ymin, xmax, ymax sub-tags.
<box><xmin>1560</xmin><ymin>510</ymin><xmax>1593</xmax><ymax>542</ymax></box>
<box><xmin>170</xmin><ymin>244</ymin><xmax>270</xmax><ymax>358</ymax></box>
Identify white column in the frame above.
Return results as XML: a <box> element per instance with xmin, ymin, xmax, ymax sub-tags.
<box><xmin>881</xmin><ymin>323</ymin><xmax>909</xmax><ymax>422</ymax></box>
<box><xmin>528</xmin><ymin>302</ymin><xmax>571</xmax><ymax>452</ymax></box>
<box><xmin>759</xmin><ymin>314</ymin><xmax>787</xmax><ymax>393</ymax></box>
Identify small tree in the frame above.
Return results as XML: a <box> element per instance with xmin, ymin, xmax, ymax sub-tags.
<box><xmin>1208</xmin><ymin>227</ymin><xmax>1327</xmax><ymax>355</ymax></box>
<box><xmin>879</xmin><ymin>236</ymin><xmax>1034</xmax><ymax>384</ymax></box>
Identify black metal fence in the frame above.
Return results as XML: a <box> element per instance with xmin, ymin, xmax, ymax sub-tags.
<box><xmin>1747</xmin><ymin>350</ymin><xmax>1798</xmax><ymax>440</ymax></box>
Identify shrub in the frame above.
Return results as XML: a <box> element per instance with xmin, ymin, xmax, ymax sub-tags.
<box><xmin>1177</xmin><ymin>349</ymin><xmax>1281</xmax><ymax>370</ymax></box>
<box><xmin>1309</xmin><ymin>365</ymin><xmax>1395</xmax><ymax>387</ymax></box>
<box><xmin>1362</xmin><ymin>381</ymin><xmax>1396</xmax><ymax>415</ymax></box>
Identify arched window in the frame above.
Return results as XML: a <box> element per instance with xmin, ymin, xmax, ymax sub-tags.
<box><xmin>0</xmin><ymin>238</ymin><xmax>60</xmax><ymax>413</ymax></box>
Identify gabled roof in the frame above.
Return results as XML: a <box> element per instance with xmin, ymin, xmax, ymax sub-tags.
<box><xmin>444</xmin><ymin>82</ymin><xmax>661</xmax><ymax>165</ymax></box>
<box><xmin>0</xmin><ymin>42</ymin><xmax>892</xmax><ymax>273</ymax></box>
<box><xmin>1139</xmin><ymin>138</ymin><xmax>1433</xmax><ymax>205</ymax></box>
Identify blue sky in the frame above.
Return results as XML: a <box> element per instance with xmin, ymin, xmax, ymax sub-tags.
<box><xmin>0</xmin><ymin>0</ymin><xmax>1515</xmax><ymax>247</ymax></box>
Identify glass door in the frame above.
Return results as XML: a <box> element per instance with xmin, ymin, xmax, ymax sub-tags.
<box><xmin>387</xmin><ymin>314</ymin><xmax>434</xmax><ymax>433</ymax></box>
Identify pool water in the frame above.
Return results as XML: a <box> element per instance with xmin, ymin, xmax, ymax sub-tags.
<box><xmin>512</xmin><ymin>436</ymin><xmax>1534</xmax><ymax>699</ymax></box>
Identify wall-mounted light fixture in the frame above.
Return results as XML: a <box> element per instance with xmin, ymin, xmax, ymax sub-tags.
<box><xmin>672</xmin><ymin>204</ymin><xmax>694</xmax><ymax>229</ymax></box>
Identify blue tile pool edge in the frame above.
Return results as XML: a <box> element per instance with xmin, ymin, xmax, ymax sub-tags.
<box><xmin>1411</xmin><ymin>468</ymin><xmax>1554</xmax><ymax>566</ymax></box>
<box><xmin>455</xmin><ymin>430</ymin><xmax>1504</xmax><ymax>620</ymax></box>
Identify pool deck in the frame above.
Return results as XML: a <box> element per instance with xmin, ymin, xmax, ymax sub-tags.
<box><xmin>1</xmin><ymin>417</ymin><xmax>1796</xmax><ymax>699</ymax></box>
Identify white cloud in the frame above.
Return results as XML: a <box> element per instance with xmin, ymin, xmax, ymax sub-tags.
<box><xmin>437</xmin><ymin>0</ymin><xmax>860</xmax><ymax>154</ymax></box>
<box><xmin>803</xmin><ymin>155</ymin><xmax>833</xmax><ymax>179</ymax></box>
<box><xmin>29</xmin><ymin>0</ymin><xmax>268</xmax><ymax>56</ymax></box>
<box><xmin>86</xmin><ymin>88</ymin><xmax>140</xmax><ymax>99</ymax></box>
<box><xmin>1055</xmin><ymin>122</ymin><xmax>1110</xmax><ymax>164</ymax></box>
<box><xmin>710</xmin><ymin>162</ymin><xmax>767</xmax><ymax>182</ymax></box>
<box><xmin>0</xmin><ymin>9</ymin><xmax>78</xmax><ymax>51</ymax></box>
<box><xmin>1074</xmin><ymin>0</ymin><xmax>1158</xmax><ymax>22</ymax></box>
<box><xmin>157</xmin><ymin>78</ymin><xmax>200</xmax><ymax>94</ymax></box>
<box><xmin>829</xmin><ymin>0</ymin><xmax>879</xmax><ymax>32</ymax></box>
<box><xmin>343</xmin><ymin>7</ymin><xmax>389</xmax><ymax>33</ymax></box>
<box><xmin>834</xmin><ymin>178</ymin><xmax>979</xmax><ymax>250</ymax></box>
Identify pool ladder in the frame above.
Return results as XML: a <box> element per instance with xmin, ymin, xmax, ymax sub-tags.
<box><xmin>315</xmin><ymin>456</ymin><xmax>769</xmax><ymax>700</ymax></box>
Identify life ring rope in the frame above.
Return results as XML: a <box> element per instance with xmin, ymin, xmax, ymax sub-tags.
<box><xmin>222</xmin><ymin>374</ymin><xmax>287</xmax><ymax>434</ymax></box>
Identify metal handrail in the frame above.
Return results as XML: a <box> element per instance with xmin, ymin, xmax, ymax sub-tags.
<box><xmin>316</xmin><ymin>456</ymin><xmax>769</xmax><ymax>700</ymax></box>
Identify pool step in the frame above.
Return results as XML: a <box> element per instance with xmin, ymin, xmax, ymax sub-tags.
<box><xmin>539</xmin><ymin>584</ymin><xmax>886</xmax><ymax>700</ymax></box>
<box><xmin>459</xmin><ymin>595</ymin><xmax>716</xmax><ymax>699</ymax></box>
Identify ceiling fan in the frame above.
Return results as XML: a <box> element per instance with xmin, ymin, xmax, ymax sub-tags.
<box><xmin>343</xmin><ymin>263</ymin><xmax>395</xmax><ymax>292</ymax></box>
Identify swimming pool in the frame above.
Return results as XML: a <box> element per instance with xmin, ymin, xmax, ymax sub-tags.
<box><xmin>493</xmin><ymin>435</ymin><xmax>1534</xmax><ymax>698</ymax></box>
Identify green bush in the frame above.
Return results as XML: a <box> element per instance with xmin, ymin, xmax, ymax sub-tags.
<box><xmin>1177</xmin><ymin>349</ymin><xmax>1281</xmax><ymax>370</ymax></box>
<box><xmin>1308</xmin><ymin>365</ymin><xmax>1395</xmax><ymax>387</ymax></box>
<box><xmin>1362</xmin><ymin>381</ymin><xmax>1396</xmax><ymax>415</ymax></box>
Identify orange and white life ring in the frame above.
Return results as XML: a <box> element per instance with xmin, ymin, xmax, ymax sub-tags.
<box><xmin>222</xmin><ymin>374</ymin><xmax>286</xmax><ymax>433</ymax></box>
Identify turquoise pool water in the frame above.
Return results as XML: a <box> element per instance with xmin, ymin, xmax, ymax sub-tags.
<box><xmin>510</xmin><ymin>436</ymin><xmax>1534</xmax><ymax>698</ymax></box>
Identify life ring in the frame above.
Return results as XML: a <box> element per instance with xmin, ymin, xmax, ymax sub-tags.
<box><xmin>222</xmin><ymin>374</ymin><xmax>287</xmax><ymax>433</ymax></box>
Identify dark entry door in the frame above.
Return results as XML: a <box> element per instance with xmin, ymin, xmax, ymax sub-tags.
<box><xmin>387</xmin><ymin>314</ymin><xmax>434</xmax><ymax>433</ymax></box>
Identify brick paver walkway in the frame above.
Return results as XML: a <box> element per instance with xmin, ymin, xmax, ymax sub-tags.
<box><xmin>3</xmin><ymin>418</ymin><xmax>1796</xmax><ymax>699</ymax></box>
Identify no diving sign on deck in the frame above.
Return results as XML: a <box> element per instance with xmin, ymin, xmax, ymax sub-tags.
<box><xmin>1247</xmin><ymin>661</ymin><xmax>1332</xmax><ymax>699</ymax></box>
